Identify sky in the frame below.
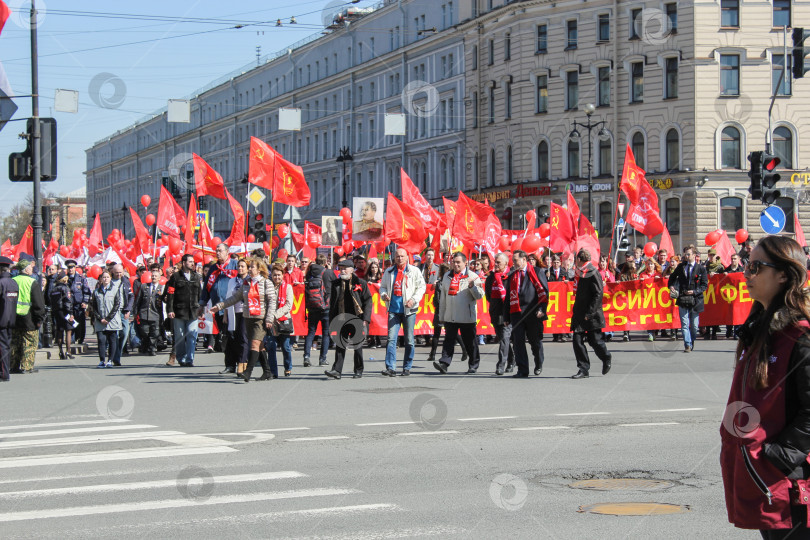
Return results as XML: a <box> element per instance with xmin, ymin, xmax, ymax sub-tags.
<box><xmin>0</xmin><ymin>0</ymin><xmax>376</xmax><ymax>212</ymax></box>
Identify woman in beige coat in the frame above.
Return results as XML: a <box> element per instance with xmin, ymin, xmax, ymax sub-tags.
<box><xmin>212</xmin><ymin>257</ymin><xmax>276</xmax><ymax>382</ymax></box>
<box><xmin>267</xmin><ymin>264</ymin><xmax>295</xmax><ymax>376</ymax></box>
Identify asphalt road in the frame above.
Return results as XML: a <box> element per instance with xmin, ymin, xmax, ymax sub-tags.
<box><xmin>0</xmin><ymin>334</ymin><xmax>750</xmax><ymax>539</ymax></box>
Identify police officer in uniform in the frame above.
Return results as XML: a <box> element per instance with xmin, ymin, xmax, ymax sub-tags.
<box><xmin>0</xmin><ymin>256</ymin><xmax>19</xmax><ymax>382</ymax></box>
<box><xmin>66</xmin><ymin>260</ymin><xmax>91</xmax><ymax>344</ymax></box>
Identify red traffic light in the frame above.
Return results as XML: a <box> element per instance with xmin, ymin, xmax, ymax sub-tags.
<box><xmin>255</xmin><ymin>213</ymin><xmax>264</xmax><ymax>221</ymax></box>
<box><xmin>763</xmin><ymin>156</ymin><xmax>780</xmax><ymax>172</ymax></box>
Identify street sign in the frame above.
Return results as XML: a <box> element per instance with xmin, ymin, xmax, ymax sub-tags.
<box><xmin>195</xmin><ymin>210</ymin><xmax>209</xmax><ymax>230</ymax></box>
<box><xmin>760</xmin><ymin>206</ymin><xmax>786</xmax><ymax>235</ymax></box>
<box><xmin>283</xmin><ymin>206</ymin><xmax>301</xmax><ymax>221</ymax></box>
<box><xmin>247</xmin><ymin>187</ymin><xmax>266</xmax><ymax>208</ymax></box>
<box><xmin>616</xmin><ymin>218</ymin><xmax>625</xmax><ymax>228</ymax></box>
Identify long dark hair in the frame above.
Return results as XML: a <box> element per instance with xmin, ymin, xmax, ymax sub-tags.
<box><xmin>736</xmin><ymin>236</ymin><xmax>810</xmax><ymax>389</ymax></box>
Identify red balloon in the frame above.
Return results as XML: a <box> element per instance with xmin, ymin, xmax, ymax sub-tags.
<box><xmin>168</xmin><ymin>237</ymin><xmax>183</xmax><ymax>254</ymax></box>
<box><xmin>705</xmin><ymin>229</ymin><xmax>724</xmax><ymax>246</ymax></box>
<box><xmin>262</xmin><ymin>241</ymin><xmax>271</xmax><ymax>254</ymax></box>
<box><xmin>307</xmin><ymin>235</ymin><xmax>320</xmax><ymax>248</ymax></box>
<box><xmin>526</xmin><ymin>210</ymin><xmax>537</xmax><ymax>224</ymax></box>
<box><xmin>59</xmin><ymin>245</ymin><xmax>69</xmax><ymax>257</ymax></box>
<box><xmin>159</xmin><ymin>276</ymin><xmax>168</xmax><ymax>285</ymax></box>
<box><xmin>335</xmin><ymin>247</ymin><xmax>344</xmax><ymax>256</ymax></box>
<box><xmin>192</xmin><ymin>249</ymin><xmax>203</xmax><ymax>263</ymax></box>
<box><xmin>539</xmin><ymin>223</ymin><xmax>551</xmax><ymax>237</ymax></box>
<box><xmin>644</xmin><ymin>242</ymin><xmax>658</xmax><ymax>258</ymax></box>
<box><xmin>277</xmin><ymin>224</ymin><xmax>290</xmax><ymax>238</ymax></box>
<box><xmin>735</xmin><ymin>229</ymin><xmax>749</xmax><ymax>244</ymax></box>
<box><xmin>512</xmin><ymin>237</ymin><xmax>524</xmax><ymax>252</ymax></box>
<box><xmin>522</xmin><ymin>234</ymin><xmax>542</xmax><ymax>253</ymax></box>
<box><xmin>499</xmin><ymin>236</ymin><xmax>511</xmax><ymax>251</ymax></box>
<box><xmin>271</xmin><ymin>236</ymin><xmax>280</xmax><ymax>249</ymax></box>
<box><xmin>342</xmin><ymin>241</ymin><xmax>353</xmax><ymax>253</ymax></box>
<box><xmin>277</xmin><ymin>249</ymin><xmax>289</xmax><ymax>260</ymax></box>
<box><xmin>145</xmin><ymin>213</ymin><xmax>156</xmax><ymax>227</ymax></box>
<box><xmin>339</xmin><ymin>208</ymin><xmax>352</xmax><ymax>221</ymax></box>
<box><xmin>203</xmin><ymin>255</ymin><xmax>214</xmax><ymax>265</ymax></box>
<box><xmin>247</xmin><ymin>234</ymin><xmax>256</xmax><ymax>242</ymax></box>
<box><xmin>86</xmin><ymin>266</ymin><xmax>102</xmax><ymax>279</ymax></box>
<box><xmin>75</xmin><ymin>267</ymin><xmax>83</xmax><ymax>275</ymax></box>
<box><xmin>140</xmin><ymin>272</ymin><xmax>152</xmax><ymax>284</ymax></box>
<box><xmin>140</xmin><ymin>195</ymin><xmax>151</xmax><ymax>208</ymax></box>
<box><xmin>212</xmin><ymin>236</ymin><xmax>223</xmax><ymax>246</ymax></box>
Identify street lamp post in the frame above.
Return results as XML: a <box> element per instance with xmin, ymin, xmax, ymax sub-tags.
<box><xmin>120</xmin><ymin>203</ymin><xmax>128</xmax><ymax>235</ymax></box>
<box><xmin>336</xmin><ymin>146</ymin><xmax>353</xmax><ymax>209</ymax></box>
<box><xmin>569</xmin><ymin>103</ymin><xmax>609</xmax><ymax>222</ymax></box>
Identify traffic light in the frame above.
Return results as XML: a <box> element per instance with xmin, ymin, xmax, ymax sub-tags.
<box><xmin>761</xmin><ymin>152</ymin><xmax>782</xmax><ymax>206</ymax></box>
<box><xmin>41</xmin><ymin>206</ymin><xmax>52</xmax><ymax>230</ymax></box>
<box><xmin>253</xmin><ymin>213</ymin><xmax>267</xmax><ymax>242</ymax></box>
<box><xmin>8</xmin><ymin>118</ymin><xmax>57</xmax><ymax>182</ymax></box>
<box><xmin>748</xmin><ymin>151</ymin><xmax>763</xmax><ymax>201</ymax></box>
<box><xmin>792</xmin><ymin>27</ymin><xmax>810</xmax><ymax>79</ymax></box>
<box><xmin>617</xmin><ymin>225</ymin><xmax>630</xmax><ymax>252</ymax></box>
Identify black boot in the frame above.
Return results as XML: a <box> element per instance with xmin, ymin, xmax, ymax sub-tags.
<box><xmin>258</xmin><ymin>351</ymin><xmax>272</xmax><ymax>381</ymax></box>
<box><xmin>427</xmin><ymin>333</ymin><xmax>439</xmax><ymax>364</ymax></box>
<box><xmin>243</xmin><ymin>350</ymin><xmax>259</xmax><ymax>383</ymax></box>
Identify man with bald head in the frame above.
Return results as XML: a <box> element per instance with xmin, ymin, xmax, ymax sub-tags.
<box><xmin>379</xmin><ymin>248</ymin><xmax>426</xmax><ymax>376</ymax></box>
<box><xmin>110</xmin><ymin>264</ymin><xmax>134</xmax><ymax>366</ymax></box>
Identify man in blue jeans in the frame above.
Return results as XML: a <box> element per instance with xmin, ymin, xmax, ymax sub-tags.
<box><xmin>110</xmin><ymin>264</ymin><xmax>134</xmax><ymax>366</ymax></box>
<box><xmin>165</xmin><ymin>254</ymin><xmax>202</xmax><ymax>366</ymax></box>
<box><xmin>667</xmin><ymin>245</ymin><xmax>708</xmax><ymax>353</ymax></box>
<box><xmin>379</xmin><ymin>248</ymin><xmax>426</xmax><ymax>377</ymax></box>
<box><xmin>303</xmin><ymin>255</ymin><xmax>336</xmax><ymax>367</ymax></box>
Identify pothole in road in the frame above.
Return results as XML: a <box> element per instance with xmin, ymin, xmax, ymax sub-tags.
<box><xmin>578</xmin><ymin>502</ymin><xmax>691</xmax><ymax>516</ymax></box>
<box><xmin>569</xmin><ymin>478</ymin><xmax>675</xmax><ymax>491</ymax></box>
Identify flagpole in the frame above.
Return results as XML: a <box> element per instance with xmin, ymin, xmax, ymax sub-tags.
<box><xmin>609</xmin><ymin>193</ymin><xmax>622</xmax><ymax>262</ymax></box>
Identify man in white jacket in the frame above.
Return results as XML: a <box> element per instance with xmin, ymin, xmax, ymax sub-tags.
<box><xmin>434</xmin><ymin>252</ymin><xmax>484</xmax><ymax>375</ymax></box>
<box><xmin>380</xmin><ymin>248</ymin><xmax>426</xmax><ymax>376</ymax></box>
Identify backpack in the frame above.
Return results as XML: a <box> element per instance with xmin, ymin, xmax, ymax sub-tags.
<box><xmin>305</xmin><ymin>269</ymin><xmax>328</xmax><ymax>312</ymax></box>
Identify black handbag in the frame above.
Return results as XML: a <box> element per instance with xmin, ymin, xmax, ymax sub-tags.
<box><xmin>276</xmin><ymin>317</ymin><xmax>294</xmax><ymax>334</ymax></box>
<box><xmin>678</xmin><ymin>294</ymin><xmax>695</xmax><ymax>308</ymax></box>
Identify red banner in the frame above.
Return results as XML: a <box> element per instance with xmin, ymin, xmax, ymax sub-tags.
<box><xmin>286</xmin><ymin>274</ymin><xmax>754</xmax><ymax>336</ymax></box>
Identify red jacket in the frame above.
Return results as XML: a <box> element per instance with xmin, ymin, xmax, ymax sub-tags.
<box><xmin>720</xmin><ymin>320</ymin><xmax>810</xmax><ymax>530</ymax></box>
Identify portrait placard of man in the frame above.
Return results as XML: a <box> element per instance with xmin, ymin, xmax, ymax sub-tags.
<box><xmin>321</xmin><ymin>216</ymin><xmax>343</xmax><ymax>246</ymax></box>
<box><xmin>352</xmin><ymin>197</ymin><xmax>385</xmax><ymax>242</ymax></box>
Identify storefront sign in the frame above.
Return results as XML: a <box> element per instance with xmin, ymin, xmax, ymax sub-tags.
<box><xmin>791</xmin><ymin>172</ymin><xmax>810</xmax><ymax>185</ymax></box>
<box><xmin>566</xmin><ymin>183</ymin><xmax>614</xmax><ymax>193</ymax></box>
<box><xmin>647</xmin><ymin>177</ymin><xmax>674</xmax><ymax>190</ymax></box>
<box><xmin>515</xmin><ymin>184</ymin><xmax>551</xmax><ymax>197</ymax></box>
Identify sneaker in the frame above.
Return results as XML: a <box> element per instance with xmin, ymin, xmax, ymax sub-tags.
<box><xmin>401</xmin><ymin>370</ymin><xmax>410</xmax><ymax>376</ymax></box>
<box><xmin>303</xmin><ymin>357</ymin><xmax>311</xmax><ymax>367</ymax></box>
<box><xmin>319</xmin><ymin>360</ymin><xmax>329</xmax><ymax>366</ymax></box>
<box><xmin>104</xmin><ymin>361</ymin><xmax>112</xmax><ymax>368</ymax></box>
<box><xmin>648</xmin><ymin>334</ymin><xmax>654</xmax><ymax>342</ymax></box>
<box><xmin>206</xmin><ymin>346</ymin><xmax>214</xmax><ymax>353</ymax></box>
<box><xmin>97</xmin><ymin>361</ymin><xmax>105</xmax><ymax>368</ymax></box>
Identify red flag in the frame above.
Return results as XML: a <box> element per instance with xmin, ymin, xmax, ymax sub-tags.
<box><xmin>567</xmin><ymin>190</ymin><xmax>581</xmax><ymax>225</ymax></box>
<box><xmin>451</xmin><ymin>192</ymin><xmax>495</xmax><ymax>246</ymax></box>
<box><xmin>626</xmin><ymin>180</ymin><xmax>664</xmax><ymax>239</ymax></box>
<box><xmin>660</xmin><ymin>225</ymin><xmax>675</xmax><ymax>257</ymax></box>
<box><xmin>291</xmin><ymin>231</ymin><xmax>305</xmax><ymax>252</ymax></box>
<box><xmin>224</xmin><ymin>188</ymin><xmax>245</xmax><ymax>246</ymax></box>
<box><xmin>157</xmin><ymin>186</ymin><xmax>183</xmax><ymax>238</ymax></box>
<box><xmin>715</xmin><ymin>231</ymin><xmax>736</xmax><ymax>267</ymax></box>
<box><xmin>304</xmin><ymin>221</ymin><xmax>322</xmax><ymax>247</ymax></box>
<box><xmin>1</xmin><ymin>238</ymin><xmax>10</xmax><ymax>257</ymax></box>
<box><xmin>13</xmin><ymin>225</ymin><xmax>33</xmax><ymax>260</ymax></box>
<box><xmin>620</xmin><ymin>143</ymin><xmax>646</xmax><ymax>205</ymax></box>
<box><xmin>401</xmin><ymin>168</ymin><xmax>441</xmax><ymax>232</ymax></box>
<box><xmin>481</xmin><ymin>213</ymin><xmax>503</xmax><ymax>255</ymax></box>
<box><xmin>271</xmin><ymin>148</ymin><xmax>310</xmax><ymax>207</ymax></box>
<box><xmin>185</xmin><ymin>194</ymin><xmax>197</xmax><ymax>252</ymax></box>
<box><xmin>0</xmin><ymin>2</ymin><xmax>10</xmax><ymax>37</ymax></box>
<box><xmin>248</xmin><ymin>136</ymin><xmax>276</xmax><ymax>190</ymax></box>
<box><xmin>796</xmin><ymin>214</ymin><xmax>806</xmax><ymax>247</ymax></box>
<box><xmin>199</xmin><ymin>218</ymin><xmax>217</xmax><ymax>251</ymax></box>
<box><xmin>576</xmin><ymin>214</ymin><xmax>600</xmax><ymax>261</ymax></box>
<box><xmin>384</xmin><ymin>193</ymin><xmax>427</xmax><ymax>254</ymax></box>
<box><xmin>193</xmin><ymin>153</ymin><xmax>227</xmax><ymax>200</ymax></box>
<box><xmin>130</xmin><ymin>208</ymin><xmax>151</xmax><ymax>254</ymax></box>
<box><xmin>88</xmin><ymin>213</ymin><xmax>104</xmax><ymax>257</ymax></box>
<box><xmin>549</xmin><ymin>203</ymin><xmax>577</xmax><ymax>254</ymax></box>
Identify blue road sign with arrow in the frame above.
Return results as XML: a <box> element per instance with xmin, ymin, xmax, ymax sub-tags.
<box><xmin>760</xmin><ymin>205</ymin><xmax>786</xmax><ymax>235</ymax></box>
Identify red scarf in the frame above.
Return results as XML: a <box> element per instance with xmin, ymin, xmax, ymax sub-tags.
<box><xmin>492</xmin><ymin>271</ymin><xmax>507</xmax><ymax>301</ymax></box>
<box><xmin>276</xmin><ymin>284</ymin><xmax>288</xmax><ymax>321</ymax></box>
<box><xmin>247</xmin><ymin>279</ymin><xmax>261</xmax><ymax>316</ymax></box>
<box><xmin>448</xmin><ymin>272</ymin><xmax>462</xmax><ymax>296</ymax></box>
<box><xmin>510</xmin><ymin>265</ymin><xmax>547</xmax><ymax>313</ymax></box>
<box><xmin>393</xmin><ymin>267</ymin><xmax>405</xmax><ymax>296</ymax></box>
<box><xmin>207</xmin><ymin>262</ymin><xmax>237</xmax><ymax>292</ymax></box>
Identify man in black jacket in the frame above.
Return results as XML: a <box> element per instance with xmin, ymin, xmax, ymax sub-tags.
<box><xmin>10</xmin><ymin>258</ymin><xmax>46</xmax><ymax>374</ymax></box>
<box><xmin>668</xmin><ymin>245</ymin><xmax>709</xmax><ymax>353</ymax></box>
<box><xmin>303</xmin><ymin>254</ymin><xmax>336</xmax><ymax>367</ymax></box>
<box><xmin>505</xmin><ymin>250</ymin><xmax>549</xmax><ymax>378</ymax></box>
<box><xmin>0</xmin><ymin>256</ymin><xmax>19</xmax><ymax>382</ymax></box>
<box><xmin>134</xmin><ymin>264</ymin><xmax>164</xmax><ymax>356</ymax></box>
<box><xmin>165</xmin><ymin>254</ymin><xmax>202</xmax><ymax>367</ymax></box>
<box><xmin>484</xmin><ymin>252</ymin><xmax>514</xmax><ymax>375</ymax></box>
<box><xmin>325</xmin><ymin>260</ymin><xmax>372</xmax><ymax>380</ymax></box>
<box><xmin>569</xmin><ymin>249</ymin><xmax>612</xmax><ymax>379</ymax></box>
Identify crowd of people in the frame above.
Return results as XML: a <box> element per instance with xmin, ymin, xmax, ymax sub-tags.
<box><xmin>0</xmin><ymin>238</ymin><xmax>773</xmax><ymax>383</ymax></box>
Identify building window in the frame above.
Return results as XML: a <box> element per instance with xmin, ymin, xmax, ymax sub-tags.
<box><xmin>666</xmin><ymin>3</ymin><xmax>677</xmax><ymax>32</ymax></box>
<box><xmin>599</xmin><ymin>201</ymin><xmax>613</xmax><ymax>237</ymax></box>
<box><xmin>598</xmin><ymin>13</ymin><xmax>610</xmax><ymax>41</ymax></box>
<box><xmin>440</xmin><ymin>157</ymin><xmax>448</xmax><ymax>190</ymax></box>
<box><xmin>489</xmin><ymin>149</ymin><xmax>496</xmax><ymax>187</ymax></box>
<box><xmin>774</xmin><ymin>0</ymin><xmax>791</xmax><ymax>28</ymax></box>
<box><xmin>568</xmin><ymin>139</ymin><xmax>580</xmax><ymax>177</ymax></box>
<box><xmin>665</xmin><ymin>129</ymin><xmax>680</xmax><ymax>171</ymax></box>
<box><xmin>566</xmin><ymin>71</ymin><xmax>578</xmax><ymax>110</ymax></box>
<box><xmin>720</xmin><ymin>54</ymin><xmax>740</xmax><ymax>96</ymax></box>
<box><xmin>488</xmin><ymin>86</ymin><xmax>495</xmax><ymax>123</ymax></box>
<box><xmin>721</xmin><ymin>0</ymin><xmax>739</xmax><ymax>27</ymax></box>
<box><xmin>566</xmin><ymin>20</ymin><xmax>578</xmax><ymax>49</ymax></box>
<box><xmin>773</xmin><ymin>126</ymin><xmax>793</xmax><ymax>168</ymax></box>
<box><xmin>776</xmin><ymin>197</ymin><xmax>795</xmax><ymax>232</ymax></box>
<box><xmin>666</xmin><ymin>198</ymin><xmax>680</xmax><ymax>234</ymax></box>
<box><xmin>504</xmin><ymin>33</ymin><xmax>511</xmax><ymax>60</ymax></box>
<box><xmin>504</xmin><ymin>81</ymin><xmax>512</xmax><ymax>119</ymax></box>
<box><xmin>536</xmin><ymin>74</ymin><xmax>548</xmax><ymax>113</ymax></box>
<box><xmin>449</xmin><ymin>156</ymin><xmax>456</xmax><ymax>189</ymax></box>
<box><xmin>631</xmin><ymin>62</ymin><xmax>644</xmax><ymax>102</ymax></box>
<box><xmin>598</xmin><ymin>66</ymin><xmax>610</xmax><ymax>106</ymax></box>
<box><xmin>632</xmin><ymin>132</ymin><xmax>645</xmax><ymax>169</ymax></box>
<box><xmin>506</xmin><ymin>145</ymin><xmax>513</xmax><ymax>184</ymax></box>
<box><xmin>773</xmin><ymin>54</ymin><xmax>792</xmax><ymax>95</ymax></box>
<box><xmin>599</xmin><ymin>138</ymin><xmax>612</xmax><ymax>176</ymax></box>
<box><xmin>630</xmin><ymin>8</ymin><xmax>642</xmax><ymax>39</ymax></box>
<box><xmin>536</xmin><ymin>24</ymin><xmax>547</xmax><ymax>53</ymax></box>
<box><xmin>665</xmin><ymin>57</ymin><xmax>678</xmax><ymax>98</ymax></box>
<box><xmin>537</xmin><ymin>141</ymin><xmax>549</xmax><ymax>180</ymax></box>
<box><xmin>721</xmin><ymin>126</ymin><xmax>742</xmax><ymax>169</ymax></box>
<box><xmin>473</xmin><ymin>91</ymin><xmax>478</xmax><ymax>128</ymax></box>
<box><xmin>488</xmin><ymin>39</ymin><xmax>494</xmax><ymax>65</ymax></box>
<box><xmin>721</xmin><ymin>197</ymin><xmax>743</xmax><ymax>231</ymax></box>
<box><xmin>472</xmin><ymin>45</ymin><xmax>478</xmax><ymax>70</ymax></box>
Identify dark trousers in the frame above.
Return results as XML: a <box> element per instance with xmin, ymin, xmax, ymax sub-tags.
<box><xmin>226</xmin><ymin>313</ymin><xmax>247</xmax><ymax>365</ymax></box>
<box><xmin>73</xmin><ymin>311</ymin><xmax>86</xmax><ymax>343</ymax></box>
<box><xmin>304</xmin><ymin>310</ymin><xmax>330</xmax><ymax>362</ymax></box>
<box><xmin>439</xmin><ymin>322</ymin><xmax>479</xmax><ymax>369</ymax></box>
<box><xmin>511</xmin><ymin>315</ymin><xmax>543</xmax><ymax>376</ymax></box>
<box><xmin>213</xmin><ymin>312</ymin><xmax>232</xmax><ymax>367</ymax></box>
<box><xmin>0</xmin><ymin>327</ymin><xmax>10</xmax><ymax>380</ymax></box>
<box><xmin>493</xmin><ymin>322</ymin><xmax>515</xmax><ymax>371</ymax></box>
<box><xmin>573</xmin><ymin>330</ymin><xmax>611</xmax><ymax>374</ymax></box>
<box><xmin>137</xmin><ymin>320</ymin><xmax>159</xmax><ymax>354</ymax></box>
<box><xmin>97</xmin><ymin>330</ymin><xmax>119</xmax><ymax>364</ymax></box>
<box><xmin>333</xmin><ymin>347</ymin><xmax>364</xmax><ymax>374</ymax></box>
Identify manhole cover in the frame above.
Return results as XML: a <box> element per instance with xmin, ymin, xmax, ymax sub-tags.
<box><xmin>579</xmin><ymin>502</ymin><xmax>690</xmax><ymax>516</ymax></box>
<box><xmin>569</xmin><ymin>479</ymin><xmax>674</xmax><ymax>491</ymax></box>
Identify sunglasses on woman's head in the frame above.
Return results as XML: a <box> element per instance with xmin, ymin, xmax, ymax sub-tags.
<box><xmin>746</xmin><ymin>260</ymin><xmax>779</xmax><ymax>275</ymax></box>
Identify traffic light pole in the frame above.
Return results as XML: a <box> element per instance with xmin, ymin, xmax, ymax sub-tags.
<box><xmin>767</xmin><ymin>26</ymin><xmax>789</xmax><ymax>154</ymax></box>
<box><xmin>30</xmin><ymin>1</ymin><xmax>43</xmax><ymax>268</ymax></box>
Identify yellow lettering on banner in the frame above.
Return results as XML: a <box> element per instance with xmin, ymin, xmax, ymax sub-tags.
<box><xmin>415</xmin><ymin>318</ymin><xmax>433</xmax><ymax>331</ymax></box>
<box><xmin>548</xmin><ymin>291</ymin><xmax>561</xmax><ymax>312</ymax></box>
<box><xmin>739</xmin><ymin>282</ymin><xmax>751</xmax><ymax>303</ymax></box>
<box><xmin>642</xmin><ymin>286</ymin><xmax>657</xmax><ymax>309</ymax></box>
<box><xmin>627</xmin><ymin>289</ymin><xmax>642</xmax><ymax>310</ymax></box>
<box><xmin>719</xmin><ymin>282</ymin><xmax>738</xmax><ymax>303</ymax></box>
<box><xmin>640</xmin><ymin>314</ymin><xmax>652</xmax><ymax>325</ymax></box>
<box><xmin>613</xmin><ymin>290</ymin><xmax>627</xmax><ymax>310</ymax></box>
<box><xmin>545</xmin><ymin>314</ymin><xmax>556</xmax><ymax>328</ymax></box>
<box><xmin>292</xmin><ymin>292</ymin><xmax>304</xmax><ymax>314</ymax></box>
<box><xmin>704</xmin><ymin>282</ymin><xmax>716</xmax><ymax>304</ymax></box>
<box><xmin>609</xmin><ymin>313</ymin><xmax>628</xmax><ymax>326</ymax></box>
<box><xmin>653</xmin><ymin>313</ymin><xmax>673</xmax><ymax>324</ymax></box>
<box><xmin>372</xmin><ymin>291</ymin><xmax>384</xmax><ymax>314</ymax></box>
<box><xmin>566</xmin><ymin>290</ymin><xmax>575</xmax><ymax>312</ymax></box>
<box><xmin>657</xmin><ymin>287</ymin><xmax>672</xmax><ymax>307</ymax></box>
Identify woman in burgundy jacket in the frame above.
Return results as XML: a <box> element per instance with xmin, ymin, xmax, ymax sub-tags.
<box><xmin>721</xmin><ymin>235</ymin><xmax>810</xmax><ymax>538</ymax></box>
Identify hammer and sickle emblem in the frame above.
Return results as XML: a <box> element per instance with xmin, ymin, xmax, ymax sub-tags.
<box><xmin>254</xmin><ymin>148</ymin><xmax>265</xmax><ymax>160</ymax></box>
<box><xmin>551</xmin><ymin>216</ymin><xmax>560</xmax><ymax>229</ymax></box>
<box><xmin>465</xmin><ymin>211</ymin><xmax>475</xmax><ymax>233</ymax></box>
<box><xmin>283</xmin><ymin>173</ymin><xmax>294</xmax><ymax>196</ymax></box>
